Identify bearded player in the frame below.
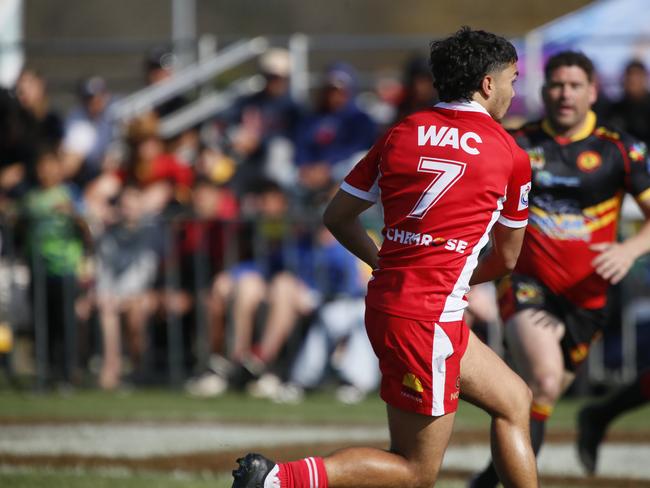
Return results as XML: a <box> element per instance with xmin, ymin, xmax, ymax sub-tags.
<box><xmin>470</xmin><ymin>51</ymin><xmax>650</xmax><ymax>487</ymax></box>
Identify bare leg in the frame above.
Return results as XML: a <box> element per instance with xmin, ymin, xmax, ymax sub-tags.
<box><xmin>98</xmin><ymin>297</ymin><xmax>121</xmax><ymax>390</ymax></box>
<box><xmin>258</xmin><ymin>272</ymin><xmax>313</xmax><ymax>362</ymax></box>
<box><xmin>504</xmin><ymin>309</ymin><xmax>574</xmax><ymax>407</ymax></box>
<box><xmin>324</xmin><ymin>405</ymin><xmax>455</xmax><ymax>488</ymax></box>
<box><xmin>123</xmin><ymin>292</ymin><xmax>157</xmax><ymax>368</ymax></box>
<box><xmin>461</xmin><ymin>330</ymin><xmax>538</xmax><ymax>488</ymax></box>
<box><xmin>207</xmin><ymin>274</ymin><xmax>232</xmax><ymax>354</ymax></box>
<box><xmin>231</xmin><ymin>272</ymin><xmax>266</xmax><ymax>362</ymax></box>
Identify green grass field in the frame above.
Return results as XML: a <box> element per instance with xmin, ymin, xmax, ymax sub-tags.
<box><xmin>1</xmin><ymin>387</ymin><xmax>650</xmax><ymax>488</ymax></box>
<box><xmin>1</xmin><ymin>387</ymin><xmax>650</xmax><ymax>432</ymax></box>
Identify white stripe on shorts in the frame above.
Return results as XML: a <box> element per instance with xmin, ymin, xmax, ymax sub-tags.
<box><xmin>431</xmin><ymin>323</ymin><xmax>454</xmax><ymax>416</ymax></box>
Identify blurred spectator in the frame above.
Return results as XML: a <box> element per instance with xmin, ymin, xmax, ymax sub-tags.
<box><xmin>222</xmin><ymin>48</ymin><xmax>302</xmax><ymax>193</ymax></box>
<box><xmin>19</xmin><ymin>147</ymin><xmax>90</xmax><ymax>385</ymax></box>
<box><xmin>95</xmin><ymin>185</ymin><xmax>159</xmax><ymax>389</ymax></box>
<box><xmin>274</xmin><ymin>232</ymin><xmax>380</xmax><ymax>405</ymax></box>
<box><xmin>607</xmin><ymin>60</ymin><xmax>650</xmax><ymax>145</ymax></box>
<box><xmin>162</xmin><ymin>177</ymin><xmax>237</xmax><ymax>359</ymax></box>
<box><xmin>295</xmin><ymin>62</ymin><xmax>376</xmax><ymax>208</ymax></box>
<box><xmin>0</xmin><ymin>88</ymin><xmax>30</xmax><ymax>200</ymax></box>
<box><xmin>62</xmin><ymin>76</ymin><xmax>117</xmax><ymax>186</ymax></box>
<box><xmin>591</xmin><ymin>71</ymin><xmax>612</xmax><ymax>122</ymax></box>
<box><xmin>143</xmin><ymin>46</ymin><xmax>188</xmax><ymax>118</ymax></box>
<box><xmin>186</xmin><ymin>180</ymin><xmax>314</xmax><ymax>396</ymax></box>
<box><xmin>393</xmin><ymin>55</ymin><xmax>438</xmax><ymax>123</ymax></box>
<box><xmin>0</xmin><ymin>69</ymin><xmax>63</xmax><ymax>201</ymax></box>
<box><xmin>15</xmin><ymin>68</ymin><xmax>64</xmax><ymax>152</ymax></box>
<box><xmin>118</xmin><ymin>113</ymin><xmax>194</xmax><ymax>213</ymax></box>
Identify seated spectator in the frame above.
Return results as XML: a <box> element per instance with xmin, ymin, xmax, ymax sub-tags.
<box><xmin>294</xmin><ymin>62</ymin><xmax>376</xmax><ymax>208</ymax></box>
<box><xmin>186</xmin><ymin>180</ymin><xmax>314</xmax><ymax>397</ymax></box>
<box><xmin>273</xmin><ymin>230</ymin><xmax>380</xmax><ymax>404</ymax></box>
<box><xmin>143</xmin><ymin>46</ymin><xmax>188</xmax><ymax>118</ymax></box>
<box><xmin>62</xmin><ymin>76</ymin><xmax>117</xmax><ymax>187</ymax></box>
<box><xmin>607</xmin><ymin>59</ymin><xmax>650</xmax><ymax>146</ymax></box>
<box><xmin>118</xmin><ymin>113</ymin><xmax>194</xmax><ymax>213</ymax></box>
<box><xmin>221</xmin><ymin>48</ymin><xmax>302</xmax><ymax>193</ymax></box>
<box><xmin>161</xmin><ymin>177</ymin><xmax>238</xmax><ymax>365</ymax></box>
<box><xmin>95</xmin><ymin>185</ymin><xmax>160</xmax><ymax>389</ymax></box>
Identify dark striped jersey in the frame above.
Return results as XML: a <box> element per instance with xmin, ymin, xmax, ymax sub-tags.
<box><xmin>512</xmin><ymin>111</ymin><xmax>650</xmax><ymax>308</ymax></box>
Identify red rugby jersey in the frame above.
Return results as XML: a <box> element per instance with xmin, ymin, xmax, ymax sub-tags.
<box><xmin>342</xmin><ymin>101</ymin><xmax>531</xmax><ymax>322</ymax></box>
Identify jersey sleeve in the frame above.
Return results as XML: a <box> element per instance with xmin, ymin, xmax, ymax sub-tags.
<box><xmin>340</xmin><ymin>129</ymin><xmax>391</xmax><ymax>203</ymax></box>
<box><xmin>623</xmin><ymin>138</ymin><xmax>650</xmax><ymax>203</ymax></box>
<box><xmin>498</xmin><ymin>145</ymin><xmax>531</xmax><ymax>228</ymax></box>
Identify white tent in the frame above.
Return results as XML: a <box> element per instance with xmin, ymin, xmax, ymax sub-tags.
<box><xmin>0</xmin><ymin>0</ymin><xmax>23</xmax><ymax>88</ymax></box>
<box><xmin>523</xmin><ymin>0</ymin><xmax>650</xmax><ymax>115</ymax></box>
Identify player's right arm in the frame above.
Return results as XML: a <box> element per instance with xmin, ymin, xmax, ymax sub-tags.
<box><xmin>470</xmin><ymin>142</ymin><xmax>531</xmax><ymax>285</ymax></box>
<box><xmin>323</xmin><ymin>190</ymin><xmax>379</xmax><ymax>270</ymax></box>
<box><xmin>469</xmin><ymin>223</ymin><xmax>526</xmax><ymax>285</ymax></box>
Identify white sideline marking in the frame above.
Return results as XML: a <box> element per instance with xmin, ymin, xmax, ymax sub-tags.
<box><xmin>1</xmin><ymin>423</ymin><xmax>650</xmax><ymax>479</ymax></box>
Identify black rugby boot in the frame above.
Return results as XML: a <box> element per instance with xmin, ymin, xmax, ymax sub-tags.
<box><xmin>231</xmin><ymin>452</ymin><xmax>278</xmax><ymax>488</ymax></box>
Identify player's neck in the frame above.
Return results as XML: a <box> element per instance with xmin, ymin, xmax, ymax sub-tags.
<box><xmin>543</xmin><ymin>111</ymin><xmax>596</xmax><ymax>142</ymax></box>
<box><xmin>470</xmin><ymin>94</ymin><xmax>493</xmax><ymax>118</ymax></box>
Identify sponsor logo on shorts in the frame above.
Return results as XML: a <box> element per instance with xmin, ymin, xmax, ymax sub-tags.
<box><xmin>401</xmin><ymin>373</ymin><xmax>424</xmax><ymax>403</ymax></box>
<box><xmin>577</xmin><ymin>151</ymin><xmax>602</xmax><ymax>172</ymax></box>
<box><xmin>449</xmin><ymin>375</ymin><xmax>461</xmax><ymax>401</ymax></box>
<box><xmin>515</xmin><ymin>282</ymin><xmax>543</xmax><ymax>305</ymax></box>
<box><xmin>527</xmin><ymin>147</ymin><xmax>546</xmax><ymax>170</ymax></box>
<box><xmin>570</xmin><ymin>343</ymin><xmax>590</xmax><ymax>365</ymax></box>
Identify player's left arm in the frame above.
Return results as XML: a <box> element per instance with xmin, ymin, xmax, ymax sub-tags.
<box><xmin>591</xmin><ymin>138</ymin><xmax>650</xmax><ymax>284</ymax></box>
<box><xmin>591</xmin><ymin>195</ymin><xmax>650</xmax><ymax>284</ymax></box>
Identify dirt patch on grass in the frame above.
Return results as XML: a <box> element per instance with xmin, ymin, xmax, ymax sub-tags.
<box><xmin>3</xmin><ymin>443</ymin><xmax>650</xmax><ymax>487</ymax></box>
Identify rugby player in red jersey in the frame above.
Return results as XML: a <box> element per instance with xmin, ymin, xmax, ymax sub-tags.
<box><xmin>232</xmin><ymin>27</ymin><xmax>538</xmax><ymax>488</ymax></box>
<box><xmin>470</xmin><ymin>51</ymin><xmax>650</xmax><ymax>487</ymax></box>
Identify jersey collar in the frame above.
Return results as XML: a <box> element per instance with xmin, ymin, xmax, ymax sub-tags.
<box><xmin>435</xmin><ymin>100</ymin><xmax>491</xmax><ymax>116</ymax></box>
<box><xmin>541</xmin><ymin>110</ymin><xmax>596</xmax><ymax>144</ymax></box>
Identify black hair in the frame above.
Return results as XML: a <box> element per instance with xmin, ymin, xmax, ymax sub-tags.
<box><xmin>247</xmin><ymin>177</ymin><xmax>284</xmax><ymax>196</ymax></box>
<box><xmin>624</xmin><ymin>59</ymin><xmax>647</xmax><ymax>75</ymax></box>
<box><xmin>544</xmin><ymin>51</ymin><xmax>595</xmax><ymax>82</ymax></box>
<box><xmin>429</xmin><ymin>26</ymin><xmax>517</xmax><ymax>102</ymax></box>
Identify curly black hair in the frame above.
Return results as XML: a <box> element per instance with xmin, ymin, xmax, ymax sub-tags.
<box><xmin>429</xmin><ymin>26</ymin><xmax>517</xmax><ymax>102</ymax></box>
<box><xmin>544</xmin><ymin>51</ymin><xmax>595</xmax><ymax>82</ymax></box>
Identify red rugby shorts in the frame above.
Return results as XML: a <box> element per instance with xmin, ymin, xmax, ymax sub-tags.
<box><xmin>365</xmin><ymin>306</ymin><xmax>470</xmax><ymax>416</ymax></box>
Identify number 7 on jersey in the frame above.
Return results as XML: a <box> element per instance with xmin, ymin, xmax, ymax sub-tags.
<box><xmin>408</xmin><ymin>157</ymin><xmax>467</xmax><ymax>219</ymax></box>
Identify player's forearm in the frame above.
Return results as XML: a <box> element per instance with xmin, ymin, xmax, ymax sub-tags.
<box><xmin>325</xmin><ymin>218</ymin><xmax>379</xmax><ymax>270</ymax></box>
<box><xmin>469</xmin><ymin>250</ymin><xmax>514</xmax><ymax>286</ymax></box>
<box><xmin>622</xmin><ymin>218</ymin><xmax>650</xmax><ymax>259</ymax></box>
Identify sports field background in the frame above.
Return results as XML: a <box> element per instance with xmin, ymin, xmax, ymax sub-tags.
<box><xmin>1</xmin><ymin>386</ymin><xmax>650</xmax><ymax>488</ymax></box>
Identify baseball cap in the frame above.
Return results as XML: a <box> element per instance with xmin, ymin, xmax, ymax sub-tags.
<box><xmin>144</xmin><ymin>46</ymin><xmax>175</xmax><ymax>72</ymax></box>
<box><xmin>78</xmin><ymin>76</ymin><xmax>108</xmax><ymax>99</ymax></box>
<box><xmin>325</xmin><ymin>62</ymin><xmax>356</xmax><ymax>91</ymax></box>
<box><xmin>259</xmin><ymin>48</ymin><xmax>291</xmax><ymax>78</ymax></box>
